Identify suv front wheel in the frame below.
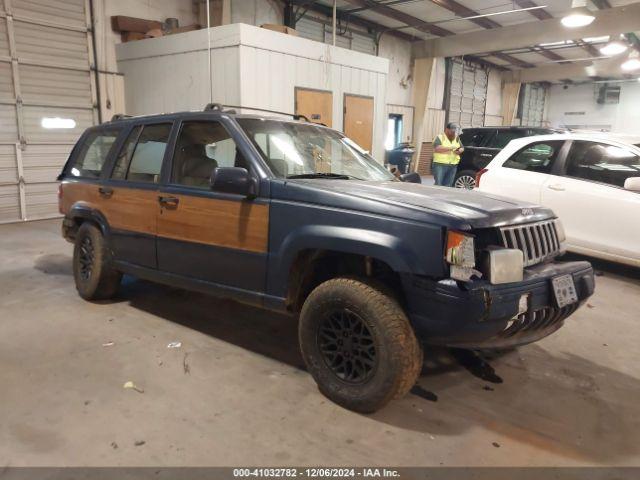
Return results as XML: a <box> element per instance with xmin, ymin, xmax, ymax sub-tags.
<box><xmin>299</xmin><ymin>277</ymin><xmax>423</xmax><ymax>413</ymax></box>
<box><xmin>73</xmin><ymin>222</ymin><xmax>122</xmax><ymax>300</ymax></box>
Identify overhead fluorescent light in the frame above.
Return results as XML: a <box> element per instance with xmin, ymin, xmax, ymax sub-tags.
<box><xmin>41</xmin><ymin>117</ymin><xmax>76</xmax><ymax>129</ymax></box>
<box><xmin>435</xmin><ymin>5</ymin><xmax>549</xmax><ymax>24</ymax></box>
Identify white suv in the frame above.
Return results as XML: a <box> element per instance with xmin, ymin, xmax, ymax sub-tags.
<box><xmin>476</xmin><ymin>133</ymin><xmax>640</xmax><ymax>267</ymax></box>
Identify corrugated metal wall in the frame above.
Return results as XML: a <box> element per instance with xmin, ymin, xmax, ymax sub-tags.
<box><xmin>296</xmin><ymin>15</ymin><xmax>376</xmax><ymax>56</ymax></box>
<box><xmin>447</xmin><ymin>58</ymin><xmax>487</xmax><ymax>128</ymax></box>
<box><xmin>0</xmin><ymin>0</ymin><xmax>97</xmax><ymax>223</ymax></box>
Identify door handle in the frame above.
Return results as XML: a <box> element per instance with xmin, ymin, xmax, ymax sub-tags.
<box><xmin>98</xmin><ymin>186</ymin><xmax>113</xmax><ymax>198</ymax></box>
<box><xmin>158</xmin><ymin>195</ymin><xmax>179</xmax><ymax>208</ymax></box>
<box><xmin>547</xmin><ymin>184</ymin><xmax>565</xmax><ymax>191</ymax></box>
<box><xmin>479</xmin><ymin>153</ymin><xmax>493</xmax><ymax>157</ymax></box>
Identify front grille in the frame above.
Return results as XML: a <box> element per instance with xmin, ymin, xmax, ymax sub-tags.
<box><xmin>498</xmin><ymin>219</ymin><xmax>561</xmax><ymax>267</ymax></box>
<box><xmin>499</xmin><ymin>303</ymin><xmax>579</xmax><ymax>338</ymax></box>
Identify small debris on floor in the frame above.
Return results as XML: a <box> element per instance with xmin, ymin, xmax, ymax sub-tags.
<box><xmin>429</xmin><ymin>435</ymin><xmax>435</xmax><ymax>440</ymax></box>
<box><xmin>167</xmin><ymin>341</ymin><xmax>182</xmax><ymax>349</ymax></box>
<box><xmin>108</xmin><ymin>318</ymin><xmax>114</xmax><ymax>322</ymax></box>
<box><xmin>84</xmin><ymin>400</ymin><xmax>91</xmax><ymax>406</ymax></box>
<box><xmin>102</xmin><ymin>341</ymin><xmax>115</xmax><ymax>347</ymax></box>
<box><xmin>587</xmin><ymin>303</ymin><xmax>595</xmax><ymax>309</ymax></box>
<box><xmin>123</xmin><ymin>381</ymin><xmax>144</xmax><ymax>393</ymax></box>
<box><xmin>483</xmin><ymin>385</ymin><xmax>495</xmax><ymax>391</ymax></box>
<box><xmin>492</xmin><ymin>442</ymin><xmax>501</xmax><ymax>448</ymax></box>
<box><xmin>595</xmin><ymin>271</ymin><xmax>604</xmax><ymax>277</ymax></box>
<box><xmin>134</xmin><ymin>440</ymin><xmax>146</xmax><ymax>447</ymax></box>
<box><xmin>110</xmin><ymin>442</ymin><xmax>118</xmax><ymax>449</ymax></box>
<box><xmin>158</xmin><ymin>360</ymin><xmax>163</xmax><ymax>366</ymax></box>
<box><xmin>183</xmin><ymin>352</ymin><xmax>190</xmax><ymax>375</ymax></box>
<box><xmin>603</xmin><ymin>343</ymin><xmax>608</xmax><ymax>347</ymax></box>
<box><xmin>346</xmin><ymin>439</ymin><xmax>354</xmax><ymax>444</ymax></box>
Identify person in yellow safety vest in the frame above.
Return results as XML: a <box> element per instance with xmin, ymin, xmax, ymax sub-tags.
<box><xmin>432</xmin><ymin>122</ymin><xmax>464</xmax><ymax>187</ymax></box>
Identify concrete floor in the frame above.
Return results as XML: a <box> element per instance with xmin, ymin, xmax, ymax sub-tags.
<box><xmin>1</xmin><ymin>219</ymin><xmax>639</xmax><ymax>467</ymax></box>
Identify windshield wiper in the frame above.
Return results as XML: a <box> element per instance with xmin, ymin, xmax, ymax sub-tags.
<box><xmin>286</xmin><ymin>173</ymin><xmax>353</xmax><ymax>180</ymax></box>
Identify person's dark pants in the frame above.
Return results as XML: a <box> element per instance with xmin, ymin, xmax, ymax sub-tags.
<box><xmin>432</xmin><ymin>163</ymin><xmax>457</xmax><ymax>187</ymax></box>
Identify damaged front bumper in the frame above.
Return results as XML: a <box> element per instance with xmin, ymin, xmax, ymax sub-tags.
<box><xmin>402</xmin><ymin>260</ymin><xmax>595</xmax><ymax>349</ymax></box>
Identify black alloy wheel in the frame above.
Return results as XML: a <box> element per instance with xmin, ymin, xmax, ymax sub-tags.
<box><xmin>78</xmin><ymin>235</ymin><xmax>95</xmax><ymax>281</ymax></box>
<box><xmin>317</xmin><ymin>309</ymin><xmax>377</xmax><ymax>384</ymax></box>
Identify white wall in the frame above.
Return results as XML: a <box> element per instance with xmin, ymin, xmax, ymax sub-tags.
<box><xmin>547</xmin><ymin>82</ymin><xmax>640</xmax><ymax>134</ymax></box>
<box><xmin>92</xmin><ymin>0</ymin><xmax>198</xmax><ymax>119</ymax></box>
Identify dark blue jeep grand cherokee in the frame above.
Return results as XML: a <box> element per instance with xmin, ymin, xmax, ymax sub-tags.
<box><xmin>59</xmin><ymin>106</ymin><xmax>595</xmax><ymax>412</ymax></box>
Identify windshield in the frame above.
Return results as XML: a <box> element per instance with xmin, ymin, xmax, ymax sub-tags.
<box><xmin>237</xmin><ymin>118</ymin><xmax>395</xmax><ymax>181</ymax></box>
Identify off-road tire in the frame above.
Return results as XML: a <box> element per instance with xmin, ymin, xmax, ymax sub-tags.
<box><xmin>299</xmin><ymin>277</ymin><xmax>423</xmax><ymax>413</ymax></box>
<box><xmin>73</xmin><ymin>222</ymin><xmax>121</xmax><ymax>300</ymax></box>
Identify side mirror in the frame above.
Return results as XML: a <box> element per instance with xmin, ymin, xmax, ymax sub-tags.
<box><xmin>399</xmin><ymin>172</ymin><xmax>421</xmax><ymax>184</ymax></box>
<box><xmin>210</xmin><ymin>167</ymin><xmax>257</xmax><ymax>198</ymax></box>
<box><xmin>624</xmin><ymin>177</ymin><xmax>640</xmax><ymax>192</ymax></box>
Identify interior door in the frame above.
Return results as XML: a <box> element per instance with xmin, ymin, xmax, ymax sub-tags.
<box><xmin>541</xmin><ymin>140</ymin><xmax>640</xmax><ymax>261</ymax></box>
<box><xmin>295</xmin><ymin>88</ymin><xmax>333</xmax><ymax>127</ymax></box>
<box><xmin>344</xmin><ymin>94</ymin><xmax>374</xmax><ymax>152</ymax></box>
<box><xmin>484</xmin><ymin>140</ymin><xmax>567</xmax><ymax>203</ymax></box>
<box><xmin>156</xmin><ymin>119</ymin><xmax>269</xmax><ymax>292</ymax></box>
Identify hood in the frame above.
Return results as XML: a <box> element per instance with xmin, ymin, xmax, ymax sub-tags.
<box><xmin>286</xmin><ymin>179</ymin><xmax>555</xmax><ymax>229</ymax></box>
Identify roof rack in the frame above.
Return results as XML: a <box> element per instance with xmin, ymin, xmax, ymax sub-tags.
<box><xmin>213</xmin><ymin>104</ymin><xmax>325</xmax><ymax>126</ymax></box>
<box><xmin>110</xmin><ymin>113</ymin><xmax>133</xmax><ymax>121</ymax></box>
<box><xmin>203</xmin><ymin>103</ymin><xmax>236</xmax><ymax>114</ymax></box>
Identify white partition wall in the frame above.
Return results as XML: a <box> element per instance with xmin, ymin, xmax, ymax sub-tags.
<box><xmin>116</xmin><ymin>23</ymin><xmax>389</xmax><ymax>162</ymax></box>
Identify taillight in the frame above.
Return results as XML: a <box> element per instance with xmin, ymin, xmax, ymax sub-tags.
<box><xmin>475</xmin><ymin>168</ymin><xmax>488</xmax><ymax>188</ymax></box>
<box><xmin>58</xmin><ymin>183</ymin><xmax>63</xmax><ymax>214</ymax></box>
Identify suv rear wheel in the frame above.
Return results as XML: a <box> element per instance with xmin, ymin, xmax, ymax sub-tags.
<box><xmin>454</xmin><ymin>169</ymin><xmax>477</xmax><ymax>189</ymax></box>
<box><xmin>299</xmin><ymin>277</ymin><xmax>423</xmax><ymax>413</ymax></box>
<box><xmin>73</xmin><ymin>222</ymin><xmax>121</xmax><ymax>300</ymax></box>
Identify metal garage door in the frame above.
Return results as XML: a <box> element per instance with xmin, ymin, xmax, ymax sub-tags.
<box><xmin>447</xmin><ymin>58</ymin><xmax>487</xmax><ymax>128</ymax></box>
<box><xmin>519</xmin><ymin>83</ymin><xmax>547</xmax><ymax>127</ymax></box>
<box><xmin>0</xmin><ymin>0</ymin><xmax>97</xmax><ymax>223</ymax></box>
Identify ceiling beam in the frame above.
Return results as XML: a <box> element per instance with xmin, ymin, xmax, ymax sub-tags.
<box><xmin>502</xmin><ymin>57</ymin><xmax>623</xmax><ymax>83</ymax></box>
<box><xmin>413</xmin><ymin>3</ymin><xmax>640</xmax><ymax>58</ymax></box>
<box><xmin>341</xmin><ymin>0</ymin><xmax>454</xmax><ymax>37</ymax></box>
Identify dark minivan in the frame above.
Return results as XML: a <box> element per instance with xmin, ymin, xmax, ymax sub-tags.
<box><xmin>58</xmin><ymin>106</ymin><xmax>593</xmax><ymax>412</ymax></box>
<box><xmin>455</xmin><ymin>126</ymin><xmax>563</xmax><ymax>189</ymax></box>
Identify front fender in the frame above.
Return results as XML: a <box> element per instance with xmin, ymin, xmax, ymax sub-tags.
<box><xmin>267</xmin><ymin>222</ymin><xmax>442</xmax><ymax>299</ymax></box>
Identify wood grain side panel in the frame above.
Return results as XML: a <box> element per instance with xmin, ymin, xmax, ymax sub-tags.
<box><xmin>158</xmin><ymin>195</ymin><xmax>269</xmax><ymax>253</ymax></box>
<box><xmin>61</xmin><ymin>182</ymin><xmax>158</xmax><ymax>235</ymax></box>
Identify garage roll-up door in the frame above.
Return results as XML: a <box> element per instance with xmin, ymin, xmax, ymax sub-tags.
<box><xmin>519</xmin><ymin>83</ymin><xmax>547</xmax><ymax>127</ymax></box>
<box><xmin>0</xmin><ymin>0</ymin><xmax>97</xmax><ymax>223</ymax></box>
<box><xmin>447</xmin><ymin>58</ymin><xmax>487</xmax><ymax>128</ymax></box>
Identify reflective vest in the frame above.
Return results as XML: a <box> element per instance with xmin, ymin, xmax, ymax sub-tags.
<box><xmin>433</xmin><ymin>134</ymin><xmax>461</xmax><ymax>165</ymax></box>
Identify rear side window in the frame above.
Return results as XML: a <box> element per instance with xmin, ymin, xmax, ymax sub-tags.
<box><xmin>111</xmin><ymin>123</ymin><xmax>172</xmax><ymax>183</ymax></box>
<box><xmin>68</xmin><ymin>130</ymin><xmax>120</xmax><ymax>178</ymax></box>
<box><xmin>460</xmin><ymin>130</ymin><xmax>490</xmax><ymax>147</ymax></box>
<box><xmin>503</xmin><ymin>140</ymin><xmax>564</xmax><ymax>174</ymax></box>
<box><xmin>565</xmin><ymin>141</ymin><xmax>640</xmax><ymax>188</ymax></box>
